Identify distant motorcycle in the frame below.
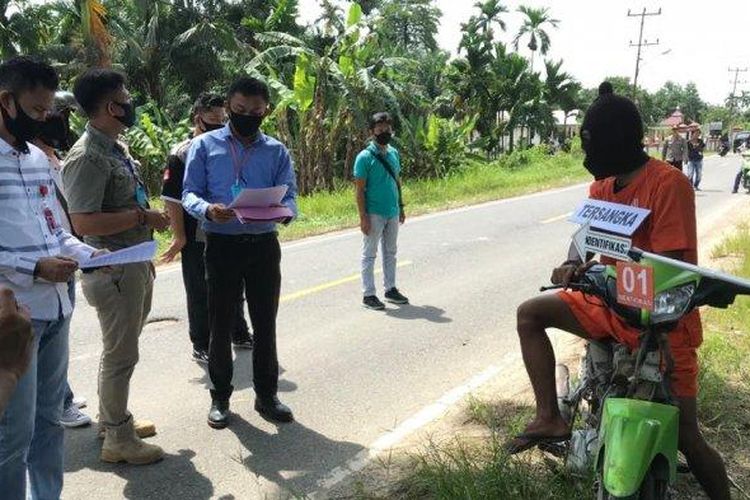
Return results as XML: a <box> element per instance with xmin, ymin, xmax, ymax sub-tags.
<box><xmin>740</xmin><ymin>150</ymin><xmax>750</xmax><ymax>193</ymax></box>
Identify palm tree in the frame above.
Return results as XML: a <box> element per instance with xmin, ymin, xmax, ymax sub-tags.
<box><xmin>544</xmin><ymin>59</ymin><xmax>581</xmax><ymax>128</ymax></box>
<box><xmin>513</xmin><ymin>5</ymin><xmax>558</xmax><ymax>71</ymax></box>
<box><xmin>490</xmin><ymin>47</ymin><xmax>538</xmax><ymax>151</ymax></box>
<box><xmin>0</xmin><ymin>0</ymin><xmax>64</xmax><ymax>59</ymax></box>
<box><xmin>474</xmin><ymin>0</ymin><xmax>508</xmax><ymax>36</ymax></box>
<box><xmin>80</xmin><ymin>0</ymin><xmax>112</xmax><ymax>66</ymax></box>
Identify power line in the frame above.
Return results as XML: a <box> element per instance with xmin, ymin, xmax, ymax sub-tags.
<box><xmin>627</xmin><ymin>7</ymin><xmax>661</xmax><ymax>99</ymax></box>
<box><xmin>728</xmin><ymin>67</ymin><xmax>748</xmax><ymax>108</ymax></box>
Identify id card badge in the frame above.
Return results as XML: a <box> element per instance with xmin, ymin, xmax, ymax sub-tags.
<box><xmin>135</xmin><ymin>184</ymin><xmax>148</xmax><ymax>208</ymax></box>
<box><xmin>231</xmin><ymin>182</ymin><xmax>242</xmax><ymax>200</ymax></box>
<box><xmin>43</xmin><ymin>207</ymin><xmax>58</xmax><ymax>232</ymax></box>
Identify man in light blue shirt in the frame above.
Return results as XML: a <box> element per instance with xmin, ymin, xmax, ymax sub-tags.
<box><xmin>183</xmin><ymin>77</ymin><xmax>297</xmax><ymax>429</ymax></box>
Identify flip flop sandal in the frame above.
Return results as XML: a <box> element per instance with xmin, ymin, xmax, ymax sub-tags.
<box><xmin>505</xmin><ymin>431</ymin><xmax>572</xmax><ymax>455</ymax></box>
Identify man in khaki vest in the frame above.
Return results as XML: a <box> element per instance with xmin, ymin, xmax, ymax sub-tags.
<box><xmin>63</xmin><ymin>69</ymin><xmax>169</xmax><ymax>465</ymax></box>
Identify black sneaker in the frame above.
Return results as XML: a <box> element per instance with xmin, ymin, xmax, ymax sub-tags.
<box><xmin>232</xmin><ymin>336</ymin><xmax>254</xmax><ymax>350</ymax></box>
<box><xmin>385</xmin><ymin>288</ymin><xmax>409</xmax><ymax>304</ymax></box>
<box><xmin>363</xmin><ymin>295</ymin><xmax>386</xmax><ymax>310</ymax></box>
<box><xmin>192</xmin><ymin>348</ymin><xmax>209</xmax><ymax>365</ymax></box>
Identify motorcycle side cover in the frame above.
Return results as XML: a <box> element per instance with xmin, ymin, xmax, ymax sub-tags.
<box><xmin>595</xmin><ymin>398</ymin><xmax>679</xmax><ymax>497</ymax></box>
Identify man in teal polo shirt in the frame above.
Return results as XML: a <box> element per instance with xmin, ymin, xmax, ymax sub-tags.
<box><xmin>354</xmin><ymin>112</ymin><xmax>409</xmax><ymax>310</ymax></box>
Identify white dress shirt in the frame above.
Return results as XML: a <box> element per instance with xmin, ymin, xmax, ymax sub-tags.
<box><xmin>46</xmin><ymin>153</ymin><xmax>72</xmax><ymax>233</ymax></box>
<box><xmin>0</xmin><ymin>137</ymin><xmax>95</xmax><ymax>320</ymax></box>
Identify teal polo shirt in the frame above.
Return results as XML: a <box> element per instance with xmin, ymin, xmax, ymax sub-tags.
<box><xmin>353</xmin><ymin>142</ymin><xmax>401</xmax><ymax>219</ymax></box>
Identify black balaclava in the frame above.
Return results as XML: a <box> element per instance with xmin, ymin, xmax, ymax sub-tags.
<box><xmin>581</xmin><ymin>82</ymin><xmax>649</xmax><ymax>180</ymax></box>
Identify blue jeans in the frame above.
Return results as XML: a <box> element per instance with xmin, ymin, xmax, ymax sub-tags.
<box><xmin>361</xmin><ymin>214</ymin><xmax>399</xmax><ymax>296</ymax></box>
<box><xmin>687</xmin><ymin>159</ymin><xmax>703</xmax><ymax>188</ymax></box>
<box><xmin>63</xmin><ymin>280</ymin><xmax>75</xmax><ymax>412</ymax></box>
<box><xmin>0</xmin><ymin>314</ymin><xmax>70</xmax><ymax>500</ymax></box>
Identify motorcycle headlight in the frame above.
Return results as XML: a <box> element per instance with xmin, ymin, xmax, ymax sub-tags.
<box><xmin>652</xmin><ymin>283</ymin><xmax>695</xmax><ymax>324</ymax></box>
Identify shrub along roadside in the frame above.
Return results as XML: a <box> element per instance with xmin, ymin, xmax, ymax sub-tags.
<box><xmin>282</xmin><ymin>147</ymin><xmax>586</xmax><ymax>241</ymax></box>
<box><xmin>152</xmin><ymin>147</ymin><xmax>588</xmax><ymax>258</ymax></box>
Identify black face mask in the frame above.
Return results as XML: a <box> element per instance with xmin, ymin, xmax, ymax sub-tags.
<box><xmin>112</xmin><ymin>101</ymin><xmax>136</xmax><ymax>128</ymax></box>
<box><xmin>1</xmin><ymin>96</ymin><xmax>45</xmax><ymax>152</ymax></box>
<box><xmin>375</xmin><ymin>131</ymin><xmax>392</xmax><ymax>145</ymax></box>
<box><xmin>229</xmin><ymin>112</ymin><xmax>263</xmax><ymax>138</ymax></box>
<box><xmin>37</xmin><ymin>113</ymin><xmax>71</xmax><ymax>151</ymax></box>
<box><xmin>200</xmin><ymin>118</ymin><xmax>224</xmax><ymax>132</ymax></box>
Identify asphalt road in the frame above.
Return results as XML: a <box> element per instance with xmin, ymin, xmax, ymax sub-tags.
<box><xmin>62</xmin><ymin>154</ymin><xmax>749</xmax><ymax>499</ymax></box>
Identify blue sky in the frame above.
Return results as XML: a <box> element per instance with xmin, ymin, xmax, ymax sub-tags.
<box><xmin>298</xmin><ymin>0</ymin><xmax>750</xmax><ymax>105</ymax></box>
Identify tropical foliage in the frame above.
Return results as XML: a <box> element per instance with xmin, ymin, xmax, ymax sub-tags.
<box><xmin>0</xmin><ymin>0</ymin><xmax>728</xmax><ymax>195</ymax></box>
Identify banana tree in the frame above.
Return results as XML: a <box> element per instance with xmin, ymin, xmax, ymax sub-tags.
<box><xmin>399</xmin><ymin>113</ymin><xmax>477</xmax><ymax>178</ymax></box>
<box><xmin>246</xmin><ymin>2</ymin><xmax>406</xmax><ymax>194</ymax></box>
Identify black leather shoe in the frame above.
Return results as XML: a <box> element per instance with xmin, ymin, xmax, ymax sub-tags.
<box><xmin>254</xmin><ymin>396</ymin><xmax>294</xmax><ymax>423</ymax></box>
<box><xmin>207</xmin><ymin>400</ymin><xmax>230</xmax><ymax>429</ymax></box>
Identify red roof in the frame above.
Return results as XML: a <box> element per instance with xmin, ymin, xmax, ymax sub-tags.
<box><xmin>661</xmin><ymin>109</ymin><xmax>684</xmax><ymax>127</ymax></box>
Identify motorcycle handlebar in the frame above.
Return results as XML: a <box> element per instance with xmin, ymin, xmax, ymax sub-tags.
<box><xmin>540</xmin><ymin>282</ymin><xmax>593</xmax><ymax>293</ymax></box>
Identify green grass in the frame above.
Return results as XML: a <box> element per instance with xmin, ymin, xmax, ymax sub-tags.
<box><xmin>281</xmin><ymin>150</ymin><xmax>586</xmax><ymax>241</ymax></box>
<box><xmin>150</xmin><ymin>150</ymin><xmax>587</xmax><ymax>259</ymax></box>
<box><xmin>395</xmin><ymin>437</ymin><xmax>592</xmax><ymax>500</ymax></box>
<box><xmin>694</xmin><ymin>225</ymin><xmax>750</xmax><ymax>495</ymax></box>
<box><xmin>146</xmin><ymin>197</ymin><xmax>173</xmax><ymax>259</ymax></box>
<box><xmin>377</xmin><ymin>399</ymin><xmax>593</xmax><ymax>500</ymax></box>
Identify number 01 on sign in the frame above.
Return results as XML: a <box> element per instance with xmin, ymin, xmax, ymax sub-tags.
<box><xmin>616</xmin><ymin>262</ymin><xmax>654</xmax><ymax>311</ymax></box>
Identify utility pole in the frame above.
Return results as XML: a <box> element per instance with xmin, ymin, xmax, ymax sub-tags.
<box><xmin>628</xmin><ymin>7</ymin><xmax>661</xmax><ymax>100</ymax></box>
<box><xmin>728</xmin><ymin>67</ymin><xmax>748</xmax><ymax>109</ymax></box>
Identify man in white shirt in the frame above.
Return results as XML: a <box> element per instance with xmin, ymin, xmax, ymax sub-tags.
<box><xmin>0</xmin><ymin>56</ymin><xmax>98</xmax><ymax>500</ymax></box>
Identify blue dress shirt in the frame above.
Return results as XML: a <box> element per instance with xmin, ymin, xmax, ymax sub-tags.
<box><xmin>182</xmin><ymin>124</ymin><xmax>298</xmax><ymax>235</ymax></box>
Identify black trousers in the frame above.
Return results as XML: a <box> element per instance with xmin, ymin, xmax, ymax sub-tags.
<box><xmin>180</xmin><ymin>239</ymin><xmax>250</xmax><ymax>351</ymax></box>
<box><xmin>205</xmin><ymin>232</ymin><xmax>281</xmax><ymax>402</ymax></box>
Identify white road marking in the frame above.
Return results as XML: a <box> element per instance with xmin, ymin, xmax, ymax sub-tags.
<box><xmin>311</xmin><ymin>356</ymin><xmax>519</xmax><ymax>497</ymax></box>
<box><xmin>540</xmin><ymin>212</ymin><xmax>573</xmax><ymax>224</ymax></box>
<box><xmin>150</xmin><ymin>182</ymin><xmax>588</xmax><ymax>280</ymax></box>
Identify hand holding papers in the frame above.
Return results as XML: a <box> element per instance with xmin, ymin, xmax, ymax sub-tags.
<box><xmin>78</xmin><ymin>241</ymin><xmax>157</xmax><ymax>269</ymax></box>
<box><xmin>228</xmin><ymin>186</ymin><xmax>293</xmax><ymax>223</ymax></box>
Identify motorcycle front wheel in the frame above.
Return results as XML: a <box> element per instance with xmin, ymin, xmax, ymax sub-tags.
<box><xmin>596</xmin><ymin>466</ymin><xmax>670</xmax><ymax>500</ymax></box>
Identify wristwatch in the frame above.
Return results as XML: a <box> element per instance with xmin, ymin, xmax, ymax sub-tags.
<box><xmin>136</xmin><ymin>208</ymin><xmax>147</xmax><ymax>227</ymax></box>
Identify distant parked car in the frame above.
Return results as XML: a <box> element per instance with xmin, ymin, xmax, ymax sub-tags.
<box><xmin>733</xmin><ymin>131</ymin><xmax>750</xmax><ymax>153</ymax></box>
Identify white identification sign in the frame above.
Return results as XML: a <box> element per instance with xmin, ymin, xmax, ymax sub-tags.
<box><xmin>572</xmin><ymin>223</ymin><xmax>632</xmax><ymax>261</ymax></box>
<box><xmin>569</xmin><ymin>199</ymin><xmax>650</xmax><ymax>236</ymax></box>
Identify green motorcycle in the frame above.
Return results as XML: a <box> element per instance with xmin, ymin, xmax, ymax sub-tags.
<box><xmin>540</xmin><ymin>248</ymin><xmax>750</xmax><ymax>499</ymax></box>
